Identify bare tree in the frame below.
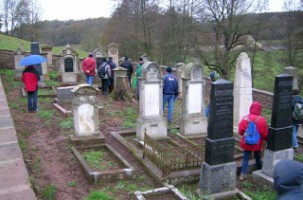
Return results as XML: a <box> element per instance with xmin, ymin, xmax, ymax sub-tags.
<box><xmin>193</xmin><ymin>0</ymin><xmax>268</xmax><ymax>78</ymax></box>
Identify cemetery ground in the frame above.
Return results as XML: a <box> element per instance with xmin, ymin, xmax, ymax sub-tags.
<box><xmin>1</xmin><ymin>69</ymin><xmax>303</xmax><ymax>200</ymax></box>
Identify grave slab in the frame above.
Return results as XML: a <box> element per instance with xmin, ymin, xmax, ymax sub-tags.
<box><xmin>0</xmin><ymin>143</ymin><xmax>23</xmax><ymax>161</ymax></box>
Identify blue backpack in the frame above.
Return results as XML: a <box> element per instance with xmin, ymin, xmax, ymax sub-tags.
<box><xmin>244</xmin><ymin>116</ymin><xmax>261</xmax><ymax>145</ymax></box>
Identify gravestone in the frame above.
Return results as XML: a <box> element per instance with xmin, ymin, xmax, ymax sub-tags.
<box><xmin>199</xmin><ymin>79</ymin><xmax>236</xmax><ymax>194</ymax></box>
<box><xmin>71</xmin><ymin>84</ymin><xmax>99</xmax><ymax>136</ymax></box>
<box><xmin>180</xmin><ymin>63</ymin><xmax>207</xmax><ymax>136</ymax></box>
<box><xmin>41</xmin><ymin>45</ymin><xmax>53</xmax><ymax>66</ymax></box>
<box><xmin>108</xmin><ymin>43</ymin><xmax>119</xmax><ymax>67</ymax></box>
<box><xmin>175</xmin><ymin>62</ymin><xmax>185</xmax><ymax>97</ymax></box>
<box><xmin>136</xmin><ymin>61</ymin><xmax>167</xmax><ymax>141</ymax></box>
<box><xmin>60</xmin><ymin>45</ymin><xmax>79</xmax><ymax>85</ymax></box>
<box><xmin>233</xmin><ymin>52</ymin><xmax>253</xmax><ymax>131</ymax></box>
<box><xmin>284</xmin><ymin>66</ymin><xmax>298</xmax><ymax>90</ymax></box>
<box><xmin>14</xmin><ymin>48</ymin><xmax>25</xmax><ymax>80</ymax></box>
<box><xmin>93</xmin><ymin>48</ymin><xmax>103</xmax><ymax>68</ymax></box>
<box><xmin>252</xmin><ymin>74</ymin><xmax>293</xmax><ymax>187</ymax></box>
<box><xmin>31</xmin><ymin>42</ymin><xmax>44</xmax><ymax>83</ymax></box>
<box><xmin>56</xmin><ymin>86</ymin><xmax>75</xmax><ymax>104</ymax></box>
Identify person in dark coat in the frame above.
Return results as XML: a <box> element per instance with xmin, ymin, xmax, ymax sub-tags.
<box><xmin>238</xmin><ymin>101</ymin><xmax>268</xmax><ymax>181</ymax></box>
<box><xmin>107</xmin><ymin>57</ymin><xmax>116</xmax><ymax>93</ymax></box>
<box><xmin>120</xmin><ymin>57</ymin><xmax>133</xmax><ymax>86</ymax></box>
<box><xmin>22</xmin><ymin>65</ymin><xmax>40</xmax><ymax>112</ymax></box>
<box><xmin>163</xmin><ymin>66</ymin><xmax>179</xmax><ymax>123</ymax></box>
<box><xmin>292</xmin><ymin>89</ymin><xmax>303</xmax><ymax>151</ymax></box>
<box><xmin>274</xmin><ymin>159</ymin><xmax>303</xmax><ymax>200</ymax></box>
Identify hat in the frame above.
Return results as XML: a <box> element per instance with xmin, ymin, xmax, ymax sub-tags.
<box><xmin>166</xmin><ymin>66</ymin><xmax>172</xmax><ymax>73</ymax></box>
<box><xmin>139</xmin><ymin>57</ymin><xmax>143</xmax><ymax>61</ymax></box>
<box><xmin>210</xmin><ymin>71</ymin><xmax>218</xmax><ymax>82</ymax></box>
<box><xmin>88</xmin><ymin>52</ymin><xmax>93</xmax><ymax>57</ymax></box>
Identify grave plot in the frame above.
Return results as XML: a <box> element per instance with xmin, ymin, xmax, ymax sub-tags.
<box><xmin>133</xmin><ymin>184</ymin><xmax>187</xmax><ymax>200</ymax></box>
<box><xmin>72</xmin><ymin>144</ymin><xmax>134</xmax><ymax>184</ymax></box>
<box><xmin>21</xmin><ymin>86</ymin><xmax>56</xmax><ymax>98</ymax></box>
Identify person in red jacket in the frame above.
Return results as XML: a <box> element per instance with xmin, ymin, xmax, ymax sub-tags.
<box><xmin>81</xmin><ymin>52</ymin><xmax>96</xmax><ymax>85</ymax></box>
<box><xmin>238</xmin><ymin>101</ymin><xmax>268</xmax><ymax>181</ymax></box>
<box><xmin>22</xmin><ymin>65</ymin><xmax>40</xmax><ymax>112</ymax></box>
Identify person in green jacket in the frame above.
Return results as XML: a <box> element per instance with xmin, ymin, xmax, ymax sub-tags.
<box><xmin>136</xmin><ymin>57</ymin><xmax>144</xmax><ymax>100</ymax></box>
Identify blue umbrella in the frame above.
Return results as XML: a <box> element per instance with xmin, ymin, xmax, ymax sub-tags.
<box><xmin>18</xmin><ymin>55</ymin><xmax>47</xmax><ymax>66</ymax></box>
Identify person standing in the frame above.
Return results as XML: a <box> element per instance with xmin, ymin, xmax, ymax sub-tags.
<box><xmin>107</xmin><ymin>57</ymin><xmax>116</xmax><ymax>93</ymax></box>
<box><xmin>291</xmin><ymin>89</ymin><xmax>303</xmax><ymax>151</ymax></box>
<box><xmin>136</xmin><ymin>57</ymin><xmax>144</xmax><ymax>100</ymax></box>
<box><xmin>238</xmin><ymin>101</ymin><xmax>268</xmax><ymax>181</ymax></box>
<box><xmin>97</xmin><ymin>58</ymin><xmax>111</xmax><ymax>95</ymax></box>
<box><xmin>22</xmin><ymin>65</ymin><xmax>40</xmax><ymax>112</ymax></box>
<box><xmin>81</xmin><ymin>52</ymin><xmax>96</xmax><ymax>85</ymax></box>
<box><xmin>163</xmin><ymin>66</ymin><xmax>179</xmax><ymax>123</ymax></box>
<box><xmin>120</xmin><ymin>57</ymin><xmax>133</xmax><ymax>86</ymax></box>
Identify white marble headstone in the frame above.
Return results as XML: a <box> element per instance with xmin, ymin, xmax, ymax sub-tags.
<box><xmin>188</xmin><ymin>83</ymin><xmax>202</xmax><ymax>114</ymax></box>
<box><xmin>75</xmin><ymin>103</ymin><xmax>95</xmax><ymax>136</ymax></box>
<box><xmin>144</xmin><ymin>84</ymin><xmax>160</xmax><ymax>116</ymax></box>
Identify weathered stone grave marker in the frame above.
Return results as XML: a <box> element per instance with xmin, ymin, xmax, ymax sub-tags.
<box><xmin>253</xmin><ymin>74</ymin><xmax>293</xmax><ymax>186</ymax></box>
<box><xmin>199</xmin><ymin>79</ymin><xmax>236</xmax><ymax>195</ymax></box>
<box><xmin>60</xmin><ymin>45</ymin><xmax>79</xmax><ymax>85</ymax></box>
<box><xmin>233</xmin><ymin>52</ymin><xmax>253</xmax><ymax>131</ymax></box>
<box><xmin>108</xmin><ymin>43</ymin><xmax>119</xmax><ymax>67</ymax></box>
<box><xmin>14</xmin><ymin>48</ymin><xmax>25</xmax><ymax>80</ymax></box>
<box><xmin>136</xmin><ymin>61</ymin><xmax>167</xmax><ymax>141</ymax></box>
<box><xmin>70</xmin><ymin>84</ymin><xmax>103</xmax><ymax>145</ymax></box>
<box><xmin>180</xmin><ymin>63</ymin><xmax>207</xmax><ymax>135</ymax></box>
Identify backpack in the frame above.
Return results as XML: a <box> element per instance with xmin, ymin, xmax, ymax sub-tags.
<box><xmin>98</xmin><ymin>63</ymin><xmax>107</xmax><ymax>78</ymax></box>
<box><xmin>244</xmin><ymin>116</ymin><xmax>261</xmax><ymax>145</ymax></box>
<box><xmin>292</xmin><ymin>102</ymin><xmax>303</xmax><ymax>121</ymax></box>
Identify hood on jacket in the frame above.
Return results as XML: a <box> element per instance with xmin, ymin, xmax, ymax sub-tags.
<box><xmin>274</xmin><ymin>160</ymin><xmax>303</xmax><ymax>196</ymax></box>
<box><xmin>249</xmin><ymin>101</ymin><xmax>262</xmax><ymax>115</ymax></box>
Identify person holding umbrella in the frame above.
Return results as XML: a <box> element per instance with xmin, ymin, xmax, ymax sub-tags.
<box><xmin>19</xmin><ymin>54</ymin><xmax>47</xmax><ymax>113</ymax></box>
<box><xmin>22</xmin><ymin>65</ymin><xmax>40</xmax><ymax>112</ymax></box>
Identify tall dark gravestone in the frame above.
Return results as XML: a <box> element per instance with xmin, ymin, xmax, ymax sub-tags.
<box><xmin>267</xmin><ymin>74</ymin><xmax>293</xmax><ymax>151</ymax></box>
<box><xmin>252</xmin><ymin>74</ymin><xmax>294</xmax><ymax>187</ymax></box>
<box><xmin>30</xmin><ymin>42</ymin><xmax>42</xmax><ymax>77</ymax></box>
<box><xmin>199</xmin><ymin>79</ymin><xmax>236</xmax><ymax>194</ymax></box>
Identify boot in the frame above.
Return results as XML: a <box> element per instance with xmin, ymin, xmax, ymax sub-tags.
<box><xmin>239</xmin><ymin>173</ymin><xmax>246</xmax><ymax>181</ymax></box>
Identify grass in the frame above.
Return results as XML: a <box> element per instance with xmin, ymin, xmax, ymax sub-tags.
<box><xmin>84</xmin><ymin>190</ymin><xmax>112</xmax><ymax>200</ymax></box>
<box><xmin>83</xmin><ymin>150</ymin><xmax>105</xmax><ymax>170</ymax></box>
<box><xmin>37</xmin><ymin>110</ymin><xmax>53</xmax><ymax>120</ymax></box>
<box><xmin>110</xmin><ymin>107</ymin><xmax>138</xmax><ymax>129</ymax></box>
<box><xmin>40</xmin><ymin>184</ymin><xmax>57</xmax><ymax>200</ymax></box>
<box><xmin>0</xmin><ymin>34</ymin><xmax>31</xmax><ymax>51</ymax></box>
<box><xmin>68</xmin><ymin>181</ymin><xmax>78</xmax><ymax>187</ymax></box>
<box><xmin>294</xmin><ymin>152</ymin><xmax>303</xmax><ymax>162</ymax></box>
<box><xmin>59</xmin><ymin>117</ymin><xmax>73</xmax><ymax>129</ymax></box>
<box><xmin>242</xmin><ymin>180</ymin><xmax>276</xmax><ymax>200</ymax></box>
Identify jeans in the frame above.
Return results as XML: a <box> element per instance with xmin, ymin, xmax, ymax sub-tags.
<box><xmin>27</xmin><ymin>91</ymin><xmax>38</xmax><ymax>111</ymax></box>
<box><xmin>163</xmin><ymin>94</ymin><xmax>175</xmax><ymax>122</ymax></box>
<box><xmin>86</xmin><ymin>75</ymin><xmax>94</xmax><ymax>85</ymax></box>
<box><xmin>241</xmin><ymin>151</ymin><xmax>262</xmax><ymax>175</ymax></box>
<box><xmin>292</xmin><ymin>125</ymin><xmax>299</xmax><ymax>148</ymax></box>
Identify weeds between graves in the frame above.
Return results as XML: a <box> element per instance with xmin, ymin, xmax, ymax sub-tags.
<box><xmin>294</xmin><ymin>152</ymin><xmax>303</xmax><ymax>162</ymax></box>
<box><xmin>59</xmin><ymin>117</ymin><xmax>73</xmax><ymax>129</ymax></box>
<box><xmin>84</xmin><ymin>190</ymin><xmax>113</xmax><ymax>200</ymax></box>
<box><xmin>40</xmin><ymin>184</ymin><xmax>57</xmax><ymax>200</ymax></box>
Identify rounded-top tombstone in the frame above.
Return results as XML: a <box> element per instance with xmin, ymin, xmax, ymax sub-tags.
<box><xmin>71</xmin><ymin>84</ymin><xmax>99</xmax><ymax>137</ymax></box>
<box><xmin>136</xmin><ymin>61</ymin><xmax>167</xmax><ymax>141</ymax></box>
<box><xmin>180</xmin><ymin>63</ymin><xmax>207</xmax><ymax>135</ymax></box>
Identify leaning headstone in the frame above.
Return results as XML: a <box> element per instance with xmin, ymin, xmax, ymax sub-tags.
<box><xmin>284</xmin><ymin>66</ymin><xmax>299</xmax><ymax>90</ymax></box>
<box><xmin>14</xmin><ymin>48</ymin><xmax>25</xmax><ymax>80</ymax></box>
<box><xmin>59</xmin><ymin>45</ymin><xmax>79</xmax><ymax>85</ymax></box>
<box><xmin>136</xmin><ymin>61</ymin><xmax>167</xmax><ymax>141</ymax></box>
<box><xmin>199</xmin><ymin>79</ymin><xmax>236</xmax><ymax>195</ymax></box>
<box><xmin>233</xmin><ymin>52</ymin><xmax>253</xmax><ymax>131</ymax></box>
<box><xmin>252</xmin><ymin>74</ymin><xmax>293</xmax><ymax>187</ymax></box>
<box><xmin>108</xmin><ymin>43</ymin><xmax>119</xmax><ymax>67</ymax></box>
<box><xmin>180</xmin><ymin>63</ymin><xmax>207</xmax><ymax>136</ymax></box>
<box><xmin>56</xmin><ymin>86</ymin><xmax>75</xmax><ymax>104</ymax></box>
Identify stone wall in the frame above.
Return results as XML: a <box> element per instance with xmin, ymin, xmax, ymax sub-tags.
<box><xmin>0</xmin><ymin>50</ymin><xmax>19</xmax><ymax>69</ymax></box>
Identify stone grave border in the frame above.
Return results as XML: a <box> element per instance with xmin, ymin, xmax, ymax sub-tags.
<box><xmin>133</xmin><ymin>184</ymin><xmax>188</xmax><ymax>200</ymax></box>
<box><xmin>21</xmin><ymin>86</ymin><xmax>56</xmax><ymax>98</ymax></box>
<box><xmin>71</xmin><ymin>144</ymin><xmax>134</xmax><ymax>184</ymax></box>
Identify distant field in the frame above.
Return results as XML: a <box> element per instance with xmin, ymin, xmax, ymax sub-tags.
<box><xmin>0</xmin><ymin>34</ymin><xmax>88</xmax><ymax>59</ymax></box>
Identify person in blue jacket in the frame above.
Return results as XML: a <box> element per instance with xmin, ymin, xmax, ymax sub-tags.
<box><xmin>274</xmin><ymin>159</ymin><xmax>303</xmax><ymax>200</ymax></box>
<box><xmin>163</xmin><ymin>66</ymin><xmax>179</xmax><ymax>123</ymax></box>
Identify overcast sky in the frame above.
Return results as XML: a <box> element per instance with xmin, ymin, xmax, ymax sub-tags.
<box><xmin>38</xmin><ymin>0</ymin><xmax>300</xmax><ymax>21</ymax></box>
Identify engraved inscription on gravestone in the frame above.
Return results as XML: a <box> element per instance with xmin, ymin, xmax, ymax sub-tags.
<box><xmin>64</xmin><ymin>58</ymin><xmax>74</xmax><ymax>72</ymax></box>
<box><xmin>271</xmin><ymin>75</ymin><xmax>293</xmax><ymax>128</ymax></box>
<box><xmin>208</xmin><ymin>80</ymin><xmax>234</xmax><ymax>140</ymax></box>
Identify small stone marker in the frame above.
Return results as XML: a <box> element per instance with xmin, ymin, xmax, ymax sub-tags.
<box><xmin>252</xmin><ymin>74</ymin><xmax>294</xmax><ymax>187</ymax></box>
<box><xmin>233</xmin><ymin>52</ymin><xmax>253</xmax><ymax>130</ymax></box>
<box><xmin>180</xmin><ymin>63</ymin><xmax>207</xmax><ymax>135</ymax></box>
<box><xmin>71</xmin><ymin>84</ymin><xmax>99</xmax><ymax>136</ymax></box>
<box><xmin>56</xmin><ymin>86</ymin><xmax>75</xmax><ymax>104</ymax></box>
<box><xmin>136</xmin><ymin>61</ymin><xmax>167</xmax><ymax>141</ymax></box>
<box><xmin>199</xmin><ymin>79</ymin><xmax>236</xmax><ymax>194</ymax></box>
